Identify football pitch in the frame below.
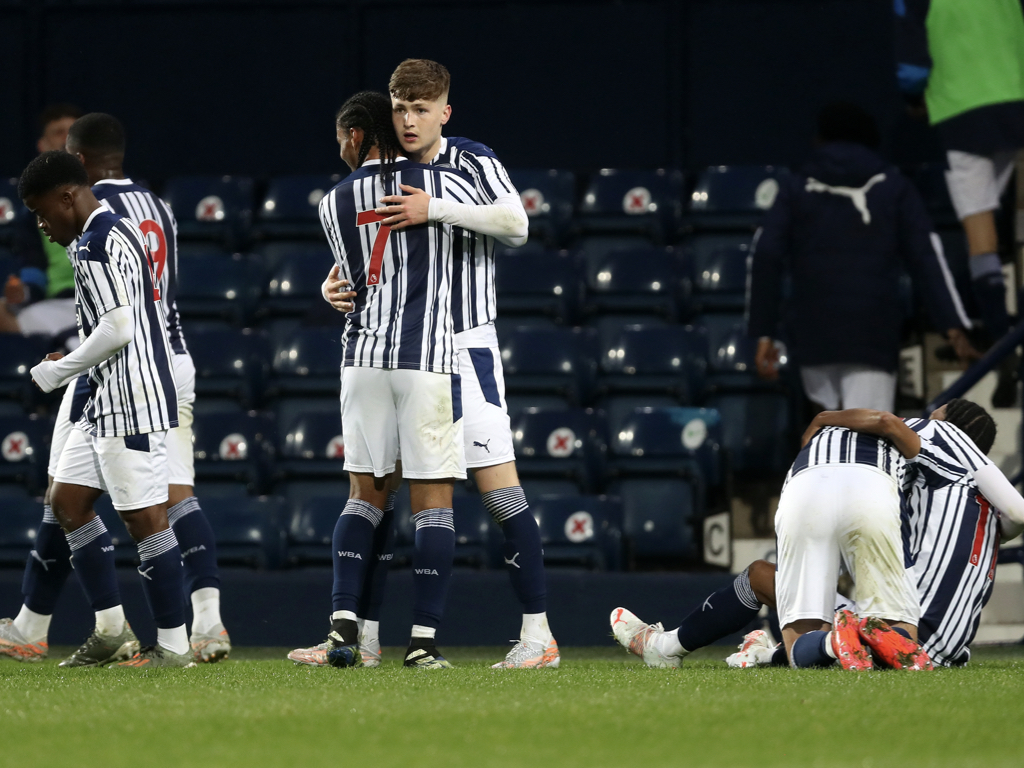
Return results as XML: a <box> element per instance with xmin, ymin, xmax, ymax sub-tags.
<box><xmin>2</xmin><ymin>645</ymin><xmax>1023</xmax><ymax>768</ymax></box>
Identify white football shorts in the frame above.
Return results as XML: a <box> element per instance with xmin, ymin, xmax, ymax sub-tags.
<box><xmin>54</xmin><ymin>426</ymin><xmax>170</xmax><ymax>511</ymax></box>
<box><xmin>455</xmin><ymin>323</ymin><xmax>515</xmax><ymax>469</ymax></box>
<box><xmin>945</xmin><ymin>149</ymin><xmax>1017</xmax><ymax>220</ymax></box>
<box><xmin>775</xmin><ymin>464</ymin><xmax>920</xmax><ymax>628</ymax></box>
<box><xmin>48</xmin><ymin>352</ymin><xmax>194</xmax><ymax>486</ymax></box>
<box><xmin>340</xmin><ymin>366</ymin><xmax>466</xmax><ymax>480</ymax></box>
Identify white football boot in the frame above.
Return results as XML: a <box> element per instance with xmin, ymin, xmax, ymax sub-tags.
<box><xmin>725</xmin><ymin>629</ymin><xmax>779</xmax><ymax>668</ymax></box>
<box><xmin>609</xmin><ymin>607</ymin><xmax>682</xmax><ymax>669</ymax></box>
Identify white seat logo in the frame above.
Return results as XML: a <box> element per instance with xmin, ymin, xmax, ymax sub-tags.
<box><xmin>196</xmin><ymin>195</ymin><xmax>226</xmax><ymax>222</ymax></box>
<box><xmin>565</xmin><ymin>510</ymin><xmax>594</xmax><ymax>542</ymax></box>
<box><xmin>521</xmin><ymin>188</ymin><xmax>547</xmax><ymax>216</ymax></box>
<box><xmin>218</xmin><ymin>433</ymin><xmax>248</xmax><ymax>460</ymax></box>
<box><xmin>623</xmin><ymin>187</ymin><xmax>653</xmax><ymax>215</ymax></box>
<box><xmin>2</xmin><ymin>431</ymin><xmax>30</xmax><ymax>462</ymax></box>
<box><xmin>547</xmin><ymin>427</ymin><xmax>576</xmax><ymax>458</ymax></box>
<box><xmin>326</xmin><ymin>435</ymin><xmax>345</xmax><ymax>459</ymax></box>
<box><xmin>805</xmin><ymin>173</ymin><xmax>886</xmax><ymax>224</ymax></box>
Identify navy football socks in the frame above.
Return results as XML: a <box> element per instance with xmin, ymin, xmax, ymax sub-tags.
<box><xmin>21</xmin><ymin>505</ymin><xmax>73</xmax><ymax>616</ymax></box>
<box><xmin>66</xmin><ymin>516</ymin><xmax>121</xmax><ymax>613</ymax></box>
<box><xmin>331</xmin><ymin>499</ymin><xmax>383</xmax><ymax>616</ymax></box>
<box><xmin>359</xmin><ymin>490</ymin><xmax>397</xmax><ymax>623</ymax></box>
<box><xmin>136</xmin><ymin>528</ymin><xmax>187</xmax><ymax>630</ymax></box>
<box><xmin>790</xmin><ymin>630</ymin><xmax>836</xmax><ymax>668</ymax></box>
<box><xmin>676</xmin><ymin>568</ymin><xmax>762</xmax><ymax>652</ymax></box>
<box><xmin>482</xmin><ymin>486</ymin><xmax>547</xmax><ymax>614</ymax></box>
<box><xmin>411</xmin><ymin>508</ymin><xmax>455</xmax><ymax>629</ymax></box>
<box><xmin>167</xmin><ymin>497</ymin><xmax>220</xmax><ymax>594</ymax></box>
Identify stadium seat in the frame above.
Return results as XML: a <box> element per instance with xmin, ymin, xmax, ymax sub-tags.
<box><xmin>698</xmin><ymin>313</ymin><xmax>767</xmax><ymax>391</ymax></box>
<box><xmin>609</xmin><ymin>479</ymin><xmax>697</xmax><ymax>561</ymax></box>
<box><xmin>161</xmin><ymin>175</ymin><xmax>254</xmax><ymax>248</ymax></box>
<box><xmin>599</xmin><ymin>325</ymin><xmax>708</xmax><ymax>403</ymax></box>
<box><xmin>687</xmin><ymin>165</ymin><xmax>788</xmax><ymax>230</ymax></box>
<box><xmin>274</xmin><ymin>404</ymin><xmax>345</xmax><ymax>481</ymax></box>
<box><xmin>287</xmin><ymin>495</ymin><xmax>345</xmax><ymax>565</ymax></box>
<box><xmin>258</xmin><ymin>244</ymin><xmax>335</xmax><ymax>318</ymax></box>
<box><xmin>504</xmin><ymin>394</ymin><xmax>570</xmax><ymax>421</ymax></box>
<box><xmin>588</xmin><ymin>314</ymin><xmax>670</xmax><ymax>353</ymax></box>
<box><xmin>500</xmin><ymin>326</ymin><xmax>598</xmax><ymax>405</ymax></box>
<box><xmin>520</xmin><ymin>479</ymin><xmax>586</xmax><ymax>499</ymax></box>
<box><xmin>532</xmin><ymin>495</ymin><xmax>623</xmax><ymax>570</ymax></box>
<box><xmin>192</xmin><ymin>411</ymin><xmax>274</xmax><ymax>493</ymax></box>
<box><xmin>189</xmin><ymin>328</ymin><xmax>269</xmax><ymax>407</ymax></box>
<box><xmin>0</xmin><ymin>413</ymin><xmax>46</xmax><ymax>493</ymax></box>
<box><xmin>508</xmin><ymin>169</ymin><xmax>576</xmax><ymax>245</ymax></box>
<box><xmin>0</xmin><ymin>334</ymin><xmax>50</xmax><ymax>407</ymax></box>
<box><xmin>578</xmin><ymin>169</ymin><xmax>684</xmax><ymax>242</ymax></box>
<box><xmin>607</xmin><ymin>406</ymin><xmax>724</xmax><ymax>506</ymax></box>
<box><xmin>493</xmin><ymin>315</ymin><xmax>559</xmax><ymax>349</ymax></box>
<box><xmin>0</xmin><ymin>496</ymin><xmax>42</xmax><ymax>565</ymax></box>
<box><xmin>689</xmin><ymin>234</ymin><xmax>752</xmax><ymax>312</ymax></box>
<box><xmin>511</xmin><ymin>408</ymin><xmax>607</xmax><ymax>492</ymax></box>
<box><xmin>706</xmin><ymin>392</ymin><xmax>794</xmax><ymax>475</ymax></box>
<box><xmin>0</xmin><ymin>177</ymin><xmax>25</xmax><ymax>245</ymax></box>
<box><xmin>494</xmin><ymin>249</ymin><xmax>583</xmax><ymax>324</ymax></box>
<box><xmin>584</xmin><ymin>247</ymin><xmax>690</xmax><ymax>320</ymax></box>
<box><xmin>256</xmin><ymin>174</ymin><xmax>344</xmax><ymax>239</ymax></box>
<box><xmin>268</xmin><ymin>326</ymin><xmax>344</xmax><ymax>397</ymax></box>
<box><xmin>202</xmin><ymin>496</ymin><xmax>287</xmax><ymax>569</ymax></box>
<box><xmin>176</xmin><ymin>252</ymin><xmax>260</xmax><ymax>325</ymax></box>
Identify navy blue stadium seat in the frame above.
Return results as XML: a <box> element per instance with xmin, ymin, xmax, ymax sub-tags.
<box><xmin>189</xmin><ymin>328</ymin><xmax>269</xmax><ymax>407</ymax></box>
<box><xmin>176</xmin><ymin>252</ymin><xmax>260</xmax><ymax>325</ymax></box>
<box><xmin>494</xmin><ymin>249</ymin><xmax>583</xmax><ymax>323</ymax></box>
<box><xmin>203</xmin><ymin>496</ymin><xmax>286</xmax><ymax>569</ymax></box>
<box><xmin>706</xmin><ymin>393</ymin><xmax>794</xmax><ymax>475</ymax></box>
<box><xmin>688</xmin><ymin>165</ymin><xmax>788</xmax><ymax>230</ymax></box>
<box><xmin>0</xmin><ymin>177</ymin><xmax>25</xmax><ymax>245</ymax></box>
<box><xmin>268</xmin><ymin>327</ymin><xmax>344</xmax><ymax>397</ymax></box>
<box><xmin>520</xmin><ymin>479</ymin><xmax>586</xmax><ymax>499</ymax></box>
<box><xmin>0</xmin><ymin>334</ymin><xmax>50</xmax><ymax>407</ymax></box>
<box><xmin>511</xmin><ymin>408</ymin><xmax>607</xmax><ymax>492</ymax></box>
<box><xmin>585</xmin><ymin>247</ymin><xmax>690</xmax><ymax>320</ymax></box>
<box><xmin>257</xmin><ymin>174</ymin><xmax>344</xmax><ymax>239</ymax></box>
<box><xmin>0</xmin><ymin>496</ymin><xmax>42</xmax><ymax>565</ymax></box>
<box><xmin>689</xmin><ymin>234</ymin><xmax>752</xmax><ymax>312</ymax></box>
<box><xmin>274</xmin><ymin>404</ymin><xmax>345</xmax><ymax>481</ymax></box>
<box><xmin>192</xmin><ymin>411</ymin><xmax>274</xmax><ymax>493</ymax></box>
<box><xmin>500</xmin><ymin>327</ymin><xmax>598</xmax><ymax>405</ymax></box>
<box><xmin>579</xmin><ymin>169</ymin><xmax>684</xmax><ymax>241</ymax></box>
<box><xmin>608</xmin><ymin>406</ymin><xmax>724</xmax><ymax>505</ymax></box>
<box><xmin>609</xmin><ymin>479</ymin><xmax>697</xmax><ymax>561</ymax></box>
<box><xmin>508</xmin><ymin>169</ymin><xmax>576</xmax><ymax>245</ymax></box>
<box><xmin>287</xmin><ymin>495</ymin><xmax>345</xmax><ymax>565</ymax></box>
<box><xmin>699</xmin><ymin>313</ymin><xmax>769</xmax><ymax>391</ymax></box>
<box><xmin>599</xmin><ymin>325</ymin><xmax>708</xmax><ymax>402</ymax></box>
<box><xmin>504</xmin><ymin>394</ymin><xmax>570</xmax><ymax>421</ymax></box>
<box><xmin>258</xmin><ymin>244</ymin><xmax>335</xmax><ymax>318</ymax></box>
<box><xmin>162</xmin><ymin>175</ymin><xmax>254</xmax><ymax>247</ymax></box>
<box><xmin>532</xmin><ymin>495</ymin><xmax>623</xmax><ymax>570</ymax></box>
<box><xmin>0</xmin><ymin>414</ymin><xmax>46</xmax><ymax>493</ymax></box>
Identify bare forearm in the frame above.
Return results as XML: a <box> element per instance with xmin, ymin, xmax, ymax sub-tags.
<box><xmin>802</xmin><ymin>409</ymin><xmax>921</xmax><ymax>458</ymax></box>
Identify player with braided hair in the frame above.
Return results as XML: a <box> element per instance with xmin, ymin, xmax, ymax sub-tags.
<box><xmin>335</xmin><ymin>91</ymin><xmax>402</xmax><ymax>187</ymax></box>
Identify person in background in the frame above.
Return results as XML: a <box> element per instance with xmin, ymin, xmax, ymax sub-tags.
<box><xmin>748</xmin><ymin>102</ymin><xmax>977</xmax><ymax>414</ymax></box>
<box><xmin>895</xmin><ymin>0</ymin><xmax>1024</xmax><ymax>407</ymax></box>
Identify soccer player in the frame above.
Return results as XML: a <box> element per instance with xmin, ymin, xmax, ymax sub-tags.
<box><xmin>296</xmin><ymin>91</ymin><xmax>473</xmax><ymax>669</ymax></box>
<box><xmin>611</xmin><ymin>400</ymin><xmax>1024</xmax><ymax>669</ymax></box>
<box><xmin>362</xmin><ymin>59</ymin><xmax>557</xmax><ymax>669</ymax></box>
<box><xmin>16</xmin><ymin>151</ymin><xmax>192</xmax><ymax>667</ymax></box>
<box><xmin>0</xmin><ymin>114</ymin><xmax>230</xmax><ymax>664</ymax></box>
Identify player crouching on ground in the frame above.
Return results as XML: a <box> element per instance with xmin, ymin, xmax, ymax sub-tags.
<box><xmin>18</xmin><ymin>152</ymin><xmax>193</xmax><ymax>668</ymax></box>
<box><xmin>612</xmin><ymin>401</ymin><xmax>1024</xmax><ymax>670</ymax></box>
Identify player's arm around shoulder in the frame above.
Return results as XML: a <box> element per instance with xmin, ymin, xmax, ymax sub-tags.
<box><xmin>802</xmin><ymin>409</ymin><xmax>921</xmax><ymax>457</ymax></box>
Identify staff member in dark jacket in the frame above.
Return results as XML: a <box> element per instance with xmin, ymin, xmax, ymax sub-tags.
<box><xmin>748</xmin><ymin>103</ymin><xmax>976</xmax><ymax>413</ymax></box>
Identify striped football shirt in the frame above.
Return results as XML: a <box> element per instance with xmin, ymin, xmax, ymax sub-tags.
<box><xmin>72</xmin><ymin>208</ymin><xmax>178</xmax><ymax>436</ymax></box>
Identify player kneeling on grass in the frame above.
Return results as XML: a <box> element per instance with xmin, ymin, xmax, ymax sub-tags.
<box><xmin>289</xmin><ymin>91</ymin><xmax>478</xmax><ymax>669</ymax></box>
<box><xmin>612</xmin><ymin>400</ymin><xmax>1024</xmax><ymax>670</ymax></box>
<box><xmin>17</xmin><ymin>152</ymin><xmax>192</xmax><ymax>668</ymax></box>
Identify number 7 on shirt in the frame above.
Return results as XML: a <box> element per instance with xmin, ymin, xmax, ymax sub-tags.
<box><xmin>356</xmin><ymin>210</ymin><xmax>391</xmax><ymax>286</ymax></box>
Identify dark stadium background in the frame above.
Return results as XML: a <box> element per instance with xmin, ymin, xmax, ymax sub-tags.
<box><xmin>1</xmin><ymin>0</ymin><xmax>942</xmax><ymax>177</ymax></box>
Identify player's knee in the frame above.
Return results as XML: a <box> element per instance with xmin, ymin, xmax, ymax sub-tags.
<box><xmin>117</xmin><ymin>506</ymin><xmax>168</xmax><ymax>542</ymax></box>
<box><xmin>748</xmin><ymin>559</ymin><xmax>777</xmax><ymax>607</ymax></box>
<box><xmin>49</xmin><ymin>488</ymin><xmax>90</xmax><ymax>532</ymax></box>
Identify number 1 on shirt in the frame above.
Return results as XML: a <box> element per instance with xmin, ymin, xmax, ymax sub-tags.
<box><xmin>356</xmin><ymin>210</ymin><xmax>391</xmax><ymax>286</ymax></box>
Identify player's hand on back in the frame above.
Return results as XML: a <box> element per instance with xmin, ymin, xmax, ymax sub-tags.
<box><xmin>377</xmin><ymin>184</ymin><xmax>431</xmax><ymax>230</ymax></box>
<box><xmin>322</xmin><ymin>265</ymin><xmax>357</xmax><ymax>312</ymax></box>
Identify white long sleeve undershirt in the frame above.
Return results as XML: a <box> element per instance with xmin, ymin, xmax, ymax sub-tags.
<box><xmin>30</xmin><ymin>305</ymin><xmax>134</xmax><ymax>393</ymax></box>
<box><xmin>427</xmin><ymin>194</ymin><xmax>529</xmax><ymax>247</ymax></box>
<box><xmin>972</xmin><ymin>462</ymin><xmax>1024</xmax><ymax>526</ymax></box>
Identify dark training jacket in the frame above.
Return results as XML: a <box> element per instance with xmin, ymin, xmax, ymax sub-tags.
<box><xmin>745</xmin><ymin>142</ymin><xmax>969</xmax><ymax>372</ymax></box>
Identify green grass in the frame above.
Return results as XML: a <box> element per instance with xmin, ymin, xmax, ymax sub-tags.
<box><xmin>2</xmin><ymin>645</ymin><xmax>1023</xmax><ymax>768</ymax></box>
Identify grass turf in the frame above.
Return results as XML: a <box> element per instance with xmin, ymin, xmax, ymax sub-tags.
<box><xmin>2</xmin><ymin>644</ymin><xmax>1023</xmax><ymax>768</ymax></box>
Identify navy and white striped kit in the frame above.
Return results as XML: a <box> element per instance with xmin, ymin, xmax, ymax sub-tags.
<box><xmin>430</xmin><ymin>137</ymin><xmax>518</xmax><ymax>334</ymax></box>
<box><xmin>92</xmin><ymin>179</ymin><xmax>186</xmax><ymax>355</ymax></box>
<box><xmin>786</xmin><ymin>426</ymin><xmax>907</xmax><ymax>487</ymax></box>
<box><xmin>320</xmin><ymin>159</ymin><xmax>482</xmax><ymax>373</ymax></box>
<box><xmin>73</xmin><ymin>209</ymin><xmax>178</xmax><ymax>437</ymax></box>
